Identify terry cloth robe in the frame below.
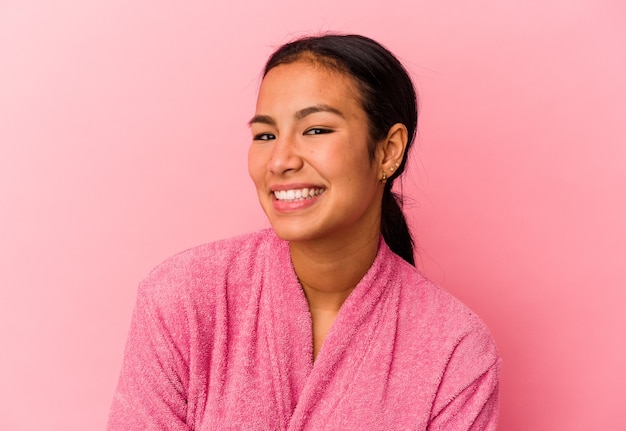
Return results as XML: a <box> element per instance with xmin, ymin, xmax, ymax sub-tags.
<box><xmin>109</xmin><ymin>229</ymin><xmax>500</xmax><ymax>430</ymax></box>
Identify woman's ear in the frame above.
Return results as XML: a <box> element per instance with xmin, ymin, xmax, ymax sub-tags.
<box><xmin>378</xmin><ymin>123</ymin><xmax>408</xmax><ymax>174</ymax></box>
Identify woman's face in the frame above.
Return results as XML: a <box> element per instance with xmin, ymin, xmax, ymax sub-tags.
<box><xmin>248</xmin><ymin>61</ymin><xmax>385</xmax><ymax>244</ymax></box>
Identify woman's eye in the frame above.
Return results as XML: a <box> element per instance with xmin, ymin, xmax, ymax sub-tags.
<box><xmin>304</xmin><ymin>128</ymin><xmax>332</xmax><ymax>136</ymax></box>
<box><xmin>253</xmin><ymin>133</ymin><xmax>276</xmax><ymax>141</ymax></box>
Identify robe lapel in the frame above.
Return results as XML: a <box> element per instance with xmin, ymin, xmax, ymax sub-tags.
<box><xmin>286</xmin><ymin>241</ymin><xmax>396</xmax><ymax>431</ymax></box>
<box><xmin>261</xmin><ymin>236</ymin><xmax>314</xmax><ymax>429</ymax></box>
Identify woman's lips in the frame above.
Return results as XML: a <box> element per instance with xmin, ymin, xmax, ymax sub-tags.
<box><xmin>273</xmin><ymin>187</ymin><xmax>325</xmax><ymax>201</ymax></box>
<box><xmin>270</xmin><ymin>186</ymin><xmax>326</xmax><ymax>212</ymax></box>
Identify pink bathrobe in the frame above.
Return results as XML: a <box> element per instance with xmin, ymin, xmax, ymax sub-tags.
<box><xmin>109</xmin><ymin>229</ymin><xmax>500</xmax><ymax>430</ymax></box>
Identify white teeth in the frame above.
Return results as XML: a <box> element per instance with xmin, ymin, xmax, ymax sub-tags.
<box><xmin>273</xmin><ymin>187</ymin><xmax>324</xmax><ymax>201</ymax></box>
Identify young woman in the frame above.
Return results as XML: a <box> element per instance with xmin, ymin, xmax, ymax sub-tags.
<box><xmin>109</xmin><ymin>34</ymin><xmax>500</xmax><ymax>430</ymax></box>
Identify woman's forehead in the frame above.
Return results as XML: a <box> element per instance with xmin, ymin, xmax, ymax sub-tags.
<box><xmin>257</xmin><ymin>62</ymin><xmax>362</xmax><ymax>110</ymax></box>
<box><xmin>255</xmin><ymin>62</ymin><xmax>364</xmax><ymax>119</ymax></box>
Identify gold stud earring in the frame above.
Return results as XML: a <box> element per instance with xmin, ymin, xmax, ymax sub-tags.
<box><xmin>381</xmin><ymin>172</ymin><xmax>387</xmax><ymax>183</ymax></box>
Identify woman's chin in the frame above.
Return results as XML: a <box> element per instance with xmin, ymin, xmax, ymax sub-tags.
<box><xmin>269</xmin><ymin>224</ymin><xmax>314</xmax><ymax>243</ymax></box>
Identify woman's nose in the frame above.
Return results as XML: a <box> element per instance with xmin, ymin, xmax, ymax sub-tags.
<box><xmin>267</xmin><ymin>136</ymin><xmax>303</xmax><ymax>175</ymax></box>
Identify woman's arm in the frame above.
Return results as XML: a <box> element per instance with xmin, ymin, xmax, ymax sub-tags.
<box><xmin>428</xmin><ymin>323</ymin><xmax>501</xmax><ymax>431</ymax></box>
<box><xmin>108</xmin><ymin>276</ymin><xmax>192</xmax><ymax>431</ymax></box>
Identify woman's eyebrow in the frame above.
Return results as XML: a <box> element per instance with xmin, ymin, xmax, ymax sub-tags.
<box><xmin>248</xmin><ymin>104</ymin><xmax>344</xmax><ymax>127</ymax></box>
<box><xmin>294</xmin><ymin>104</ymin><xmax>344</xmax><ymax>120</ymax></box>
<box><xmin>248</xmin><ymin>115</ymin><xmax>275</xmax><ymax>127</ymax></box>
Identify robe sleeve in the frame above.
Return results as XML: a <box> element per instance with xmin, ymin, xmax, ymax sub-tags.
<box><xmin>428</xmin><ymin>319</ymin><xmax>501</xmax><ymax>431</ymax></box>
<box><xmin>108</xmin><ymin>272</ymin><xmax>192</xmax><ymax>431</ymax></box>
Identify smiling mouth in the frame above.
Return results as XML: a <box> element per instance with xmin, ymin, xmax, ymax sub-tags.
<box><xmin>273</xmin><ymin>187</ymin><xmax>325</xmax><ymax>202</ymax></box>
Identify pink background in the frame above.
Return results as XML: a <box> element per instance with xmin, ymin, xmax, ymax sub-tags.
<box><xmin>1</xmin><ymin>1</ymin><xmax>625</xmax><ymax>429</ymax></box>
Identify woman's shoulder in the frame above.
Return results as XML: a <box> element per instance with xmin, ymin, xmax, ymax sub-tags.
<box><xmin>136</xmin><ymin>229</ymin><xmax>278</xmax><ymax>304</ymax></box>
<box><xmin>391</xmin><ymin>253</ymin><xmax>498</xmax><ymax>359</ymax></box>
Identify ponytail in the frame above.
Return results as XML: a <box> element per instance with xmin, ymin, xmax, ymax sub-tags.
<box><xmin>381</xmin><ymin>186</ymin><xmax>415</xmax><ymax>266</ymax></box>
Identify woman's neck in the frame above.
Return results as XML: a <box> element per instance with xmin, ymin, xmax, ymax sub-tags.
<box><xmin>289</xmin><ymin>227</ymin><xmax>380</xmax><ymax>312</ymax></box>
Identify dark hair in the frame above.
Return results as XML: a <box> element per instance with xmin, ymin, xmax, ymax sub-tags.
<box><xmin>264</xmin><ymin>34</ymin><xmax>417</xmax><ymax>266</ymax></box>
